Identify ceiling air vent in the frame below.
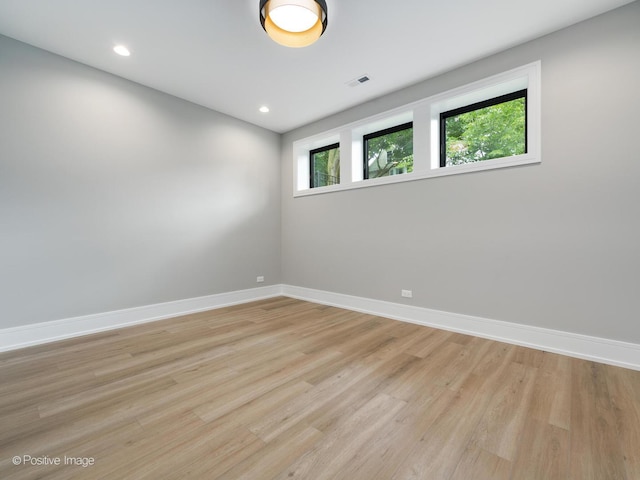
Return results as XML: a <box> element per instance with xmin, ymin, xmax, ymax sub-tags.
<box><xmin>346</xmin><ymin>74</ymin><xmax>371</xmax><ymax>87</ymax></box>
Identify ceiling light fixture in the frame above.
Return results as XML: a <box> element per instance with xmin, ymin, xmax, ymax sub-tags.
<box><xmin>259</xmin><ymin>0</ymin><xmax>327</xmax><ymax>48</ymax></box>
<box><xmin>113</xmin><ymin>45</ymin><xmax>131</xmax><ymax>56</ymax></box>
<box><xmin>259</xmin><ymin>106</ymin><xmax>270</xmax><ymax>113</ymax></box>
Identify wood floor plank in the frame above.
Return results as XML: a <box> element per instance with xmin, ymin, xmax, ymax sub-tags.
<box><xmin>605</xmin><ymin>365</ymin><xmax>640</xmax><ymax>479</ymax></box>
<box><xmin>331</xmin><ymin>385</ymin><xmax>458</xmax><ymax>480</ymax></box>
<box><xmin>192</xmin><ymin>349</ymin><xmax>339</xmax><ymax>423</ymax></box>
<box><xmin>449</xmin><ymin>445</ymin><xmax>512</xmax><ymax>480</ymax></box>
<box><xmin>510</xmin><ymin>418</ymin><xmax>569</xmax><ymax>480</ymax></box>
<box><xmin>0</xmin><ymin>297</ymin><xmax>638</xmax><ymax>480</ymax></box>
<box><xmin>467</xmin><ymin>361</ymin><xmax>538</xmax><ymax>461</ymax></box>
<box><xmin>388</xmin><ymin>368</ymin><xmax>513</xmax><ymax>480</ymax></box>
<box><xmin>247</xmin><ymin>352</ymin><xmax>389</xmax><ymax>442</ymax></box>
<box><xmin>272</xmin><ymin>393</ymin><xmax>406</xmax><ymax>480</ymax></box>
<box><xmin>215</xmin><ymin>422</ymin><xmax>323</xmax><ymax>480</ymax></box>
<box><xmin>548</xmin><ymin>354</ymin><xmax>572</xmax><ymax>430</ymax></box>
<box><xmin>307</xmin><ymin>352</ymin><xmax>420</xmax><ymax>434</ymax></box>
<box><xmin>569</xmin><ymin>359</ymin><xmax>628</xmax><ymax>480</ymax></box>
<box><xmin>382</xmin><ymin>341</ymin><xmax>462</xmax><ymax>401</ymax></box>
<box><xmin>525</xmin><ymin>352</ymin><xmax>572</xmax><ymax>430</ymax></box>
<box><xmin>430</xmin><ymin>336</ymin><xmax>493</xmax><ymax>391</ymax></box>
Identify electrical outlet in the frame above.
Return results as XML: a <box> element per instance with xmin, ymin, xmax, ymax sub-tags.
<box><xmin>401</xmin><ymin>289</ymin><xmax>412</xmax><ymax>298</ymax></box>
<box><xmin>256</xmin><ymin>276</ymin><xmax>265</xmax><ymax>283</ymax></box>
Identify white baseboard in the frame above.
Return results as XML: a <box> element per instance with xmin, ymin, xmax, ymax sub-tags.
<box><xmin>2</xmin><ymin>284</ymin><xmax>638</xmax><ymax>371</ymax></box>
<box><xmin>281</xmin><ymin>285</ymin><xmax>640</xmax><ymax>371</ymax></box>
<box><xmin>0</xmin><ymin>285</ymin><xmax>282</xmax><ymax>353</ymax></box>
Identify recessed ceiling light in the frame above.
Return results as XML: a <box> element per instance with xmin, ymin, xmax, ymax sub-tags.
<box><xmin>259</xmin><ymin>106</ymin><xmax>270</xmax><ymax>113</ymax></box>
<box><xmin>113</xmin><ymin>45</ymin><xmax>131</xmax><ymax>57</ymax></box>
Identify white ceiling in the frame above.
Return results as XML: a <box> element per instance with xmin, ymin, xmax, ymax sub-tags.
<box><xmin>0</xmin><ymin>0</ymin><xmax>634</xmax><ymax>133</ymax></box>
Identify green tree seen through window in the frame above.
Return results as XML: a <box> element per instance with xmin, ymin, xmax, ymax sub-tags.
<box><xmin>444</xmin><ymin>93</ymin><xmax>526</xmax><ymax>166</ymax></box>
<box><xmin>311</xmin><ymin>145</ymin><xmax>340</xmax><ymax>187</ymax></box>
<box><xmin>365</xmin><ymin>124</ymin><xmax>413</xmax><ymax>178</ymax></box>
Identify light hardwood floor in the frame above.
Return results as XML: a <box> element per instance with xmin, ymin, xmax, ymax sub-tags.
<box><xmin>1</xmin><ymin>297</ymin><xmax>639</xmax><ymax>479</ymax></box>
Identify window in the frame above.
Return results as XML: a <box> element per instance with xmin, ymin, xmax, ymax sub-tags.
<box><xmin>363</xmin><ymin>122</ymin><xmax>413</xmax><ymax>179</ymax></box>
<box><xmin>440</xmin><ymin>90</ymin><xmax>527</xmax><ymax>167</ymax></box>
<box><xmin>292</xmin><ymin>62</ymin><xmax>540</xmax><ymax>197</ymax></box>
<box><xmin>310</xmin><ymin>143</ymin><xmax>340</xmax><ymax>188</ymax></box>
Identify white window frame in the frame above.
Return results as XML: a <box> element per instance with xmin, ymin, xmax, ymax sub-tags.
<box><xmin>293</xmin><ymin>61</ymin><xmax>541</xmax><ymax>197</ymax></box>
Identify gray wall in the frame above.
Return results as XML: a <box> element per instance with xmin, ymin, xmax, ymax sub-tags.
<box><xmin>0</xmin><ymin>35</ymin><xmax>281</xmax><ymax>329</ymax></box>
<box><xmin>281</xmin><ymin>2</ymin><xmax>640</xmax><ymax>343</ymax></box>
